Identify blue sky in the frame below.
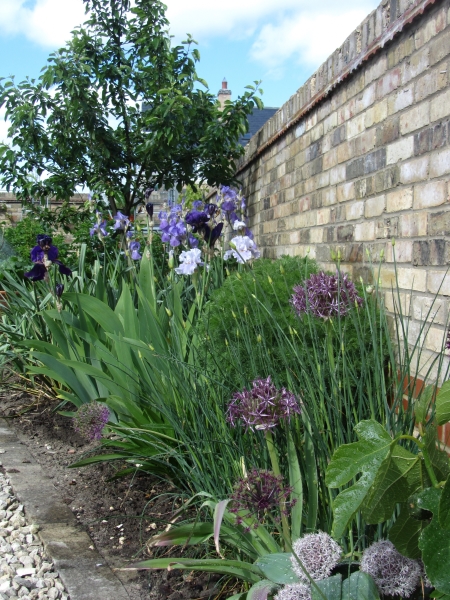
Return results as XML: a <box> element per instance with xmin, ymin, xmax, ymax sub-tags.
<box><xmin>0</xmin><ymin>0</ymin><xmax>381</xmax><ymax>141</ymax></box>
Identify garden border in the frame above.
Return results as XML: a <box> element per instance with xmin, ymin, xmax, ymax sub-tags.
<box><xmin>0</xmin><ymin>419</ymin><xmax>130</xmax><ymax>600</ymax></box>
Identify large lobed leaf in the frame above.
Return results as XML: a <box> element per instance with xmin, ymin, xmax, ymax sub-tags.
<box><xmin>436</xmin><ymin>380</ymin><xmax>450</xmax><ymax>426</ymax></box>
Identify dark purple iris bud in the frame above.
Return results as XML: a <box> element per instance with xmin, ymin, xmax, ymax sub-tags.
<box><xmin>144</xmin><ymin>187</ymin><xmax>155</xmax><ymax>200</ymax></box>
<box><xmin>203</xmin><ymin>222</ymin><xmax>223</xmax><ymax>248</ymax></box>
<box><xmin>185</xmin><ymin>210</ymin><xmax>209</xmax><ymax>230</ymax></box>
<box><xmin>204</xmin><ymin>203</ymin><xmax>217</xmax><ymax>217</ymax></box>
<box><xmin>55</xmin><ymin>283</ymin><xmax>64</xmax><ymax>298</ymax></box>
<box><xmin>145</xmin><ymin>202</ymin><xmax>154</xmax><ymax>218</ymax></box>
<box><xmin>54</xmin><ymin>261</ymin><xmax>72</xmax><ymax>276</ymax></box>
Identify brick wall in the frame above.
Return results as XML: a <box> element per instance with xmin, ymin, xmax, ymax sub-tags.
<box><xmin>237</xmin><ymin>0</ymin><xmax>450</xmax><ymax>383</ymax></box>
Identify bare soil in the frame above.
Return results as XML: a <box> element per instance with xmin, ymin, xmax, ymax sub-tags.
<box><xmin>0</xmin><ymin>385</ymin><xmax>239</xmax><ymax>600</ymax></box>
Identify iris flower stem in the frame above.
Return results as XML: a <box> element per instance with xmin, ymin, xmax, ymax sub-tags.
<box><xmin>264</xmin><ymin>429</ymin><xmax>291</xmax><ymax>549</ymax></box>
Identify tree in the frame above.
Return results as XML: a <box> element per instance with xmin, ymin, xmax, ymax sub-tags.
<box><xmin>0</xmin><ymin>0</ymin><xmax>262</xmax><ymax>215</ymax></box>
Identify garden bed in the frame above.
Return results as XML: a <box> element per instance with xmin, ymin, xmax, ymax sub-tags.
<box><xmin>0</xmin><ymin>385</ymin><xmax>232</xmax><ymax>600</ymax></box>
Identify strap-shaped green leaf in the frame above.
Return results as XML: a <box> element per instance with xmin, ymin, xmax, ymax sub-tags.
<box><xmin>436</xmin><ymin>380</ymin><xmax>450</xmax><ymax>426</ymax></box>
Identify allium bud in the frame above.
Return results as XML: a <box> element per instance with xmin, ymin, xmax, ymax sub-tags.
<box><xmin>227</xmin><ymin>376</ymin><xmax>301</xmax><ymax>431</ymax></box>
<box><xmin>73</xmin><ymin>402</ymin><xmax>109</xmax><ymax>441</ymax></box>
<box><xmin>291</xmin><ymin>532</ymin><xmax>342</xmax><ymax>583</ymax></box>
<box><xmin>360</xmin><ymin>540</ymin><xmax>422</xmax><ymax>598</ymax></box>
<box><xmin>229</xmin><ymin>469</ymin><xmax>295</xmax><ymax>530</ymax></box>
<box><xmin>274</xmin><ymin>583</ymin><xmax>311</xmax><ymax>600</ymax></box>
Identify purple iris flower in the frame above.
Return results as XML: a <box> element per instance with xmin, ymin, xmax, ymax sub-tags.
<box><xmin>220</xmin><ymin>185</ymin><xmax>237</xmax><ymax>200</ymax></box>
<box><xmin>185</xmin><ymin>210</ymin><xmax>209</xmax><ymax>230</ymax></box>
<box><xmin>145</xmin><ymin>202</ymin><xmax>154</xmax><ymax>218</ymax></box>
<box><xmin>221</xmin><ymin>199</ymin><xmax>236</xmax><ymax>212</ymax></box>
<box><xmin>228</xmin><ymin>211</ymin><xmax>238</xmax><ymax>224</ymax></box>
<box><xmin>144</xmin><ymin>187</ymin><xmax>154</xmax><ymax>200</ymax></box>
<box><xmin>55</xmin><ymin>283</ymin><xmax>64</xmax><ymax>298</ymax></box>
<box><xmin>113</xmin><ymin>211</ymin><xmax>130</xmax><ymax>231</ymax></box>
<box><xmin>245</xmin><ymin>227</ymin><xmax>254</xmax><ymax>240</ymax></box>
<box><xmin>193</xmin><ymin>200</ymin><xmax>204</xmax><ymax>210</ymax></box>
<box><xmin>89</xmin><ymin>221</ymin><xmax>108</xmax><ymax>237</ymax></box>
<box><xmin>25</xmin><ymin>235</ymin><xmax>72</xmax><ymax>281</ymax></box>
<box><xmin>129</xmin><ymin>241</ymin><xmax>142</xmax><ymax>260</ymax></box>
<box><xmin>241</xmin><ymin>197</ymin><xmax>247</xmax><ymax>211</ymax></box>
<box><xmin>203</xmin><ymin>222</ymin><xmax>223</xmax><ymax>248</ymax></box>
<box><xmin>188</xmin><ymin>234</ymin><xmax>199</xmax><ymax>248</ymax></box>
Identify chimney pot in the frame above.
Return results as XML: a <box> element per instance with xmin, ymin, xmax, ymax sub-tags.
<box><xmin>222</xmin><ymin>78</ymin><xmax>227</xmax><ymax>90</ymax></box>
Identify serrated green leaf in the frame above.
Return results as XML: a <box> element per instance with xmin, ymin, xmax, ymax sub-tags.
<box><xmin>436</xmin><ymin>380</ymin><xmax>450</xmax><ymax>425</ymax></box>
<box><xmin>254</xmin><ymin>554</ymin><xmax>299</xmax><ymax>585</ymax></box>
<box><xmin>362</xmin><ymin>445</ymin><xmax>423</xmax><ymax>523</ymax></box>
<box><xmin>341</xmin><ymin>572</ymin><xmax>380</xmax><ymax>600</ymax></box>
<box><xmin>311</xmin><ymin>574</ymin><xmax>342</xmax><ymax>600</ymax></box>
<box><xmin>438</xmin><ymin>476</ymin><xmax>450</xmax><ymax>530</ymax></box>
<box><xmin>388</xmin><ymin>503</ymin><xmax>425</xmax><ymax>559</ymax></box>
<box><xmin>418</xmin><ymin>487</ymin><xmax>450</xmax><ymax>593</ymax></box>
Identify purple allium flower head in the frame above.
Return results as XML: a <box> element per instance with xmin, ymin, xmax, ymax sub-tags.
<box><xmin>291</xmin><ymin>532</ymin><xmax>342</xmax><ymax>583</ymax></box>
<box><xmin>113</xmin><ymin>211</ymin><xmax>130</xmax><ymax>231</ymax></box>
<box><xmin>227</xmin><ymin>376</ymin><xmax>300</xmax><ymax>431</ymax></box>
<box><xmin>129</xmin><ymin>241</ymin><xmax>142</xmax><ymax>260</ymax></box>
<box><xmin>360</xmin><ymin>540</ymin><xmax>422</xmax><ymax>598</ymax></box>
<box><xmin>55</xmin><ymin>283</ymin><xmax>64</xmax><ymax>299</ymax></box>
<box><xmin>73</xmin><ymin>402</ymin><xmax>109</xmax><ymax>441</ymax></box>
<box><xmin>274</xmin><ymin>583</ymin><xmax>311</xmax><ymax>600</ymax></box>
<box><xmin>229</xmin><ymin>469</ymin><xmax>295</xmax><ymax>530</ymax></box>
<box><xmin>291</xmin><ymin>271</ymin><xmax>363</xmax><ymax>320</ymax></box>
<box><xmin>145</xmin><ymin>202</ymin><xmax>154</xmax><ymax>218</ymax></box>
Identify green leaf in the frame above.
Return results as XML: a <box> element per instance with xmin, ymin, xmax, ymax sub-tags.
<box><xmin>388</xmin><ymin>503</ymin><xmax>425</xmax><ymax>559</ymax></box>
<box><xmin>415</xmin><ymin>385</ymin><xmax>435</xmax><ymax>424</ymax></box>
<box><xmin>341</xmin><ymin>572</ymin><xmax>380</xmax><ymax>600</ymax></box>
<box><xmin>63</xmin><ymin>293</ymin><xmax>124</xmax><ymax>335</ymax></box>
<box><xmin>425</xmin><ymin>426</ymin><xmax>450</xmax><ymax>483</ymax></box>
<box><xmin>362</xmin><ymin>445</ymin><xmax>423</xmax><ymax>523</ymax></box>
<box><xmin>254</xmin><ymin>554</ymin><xmax>299</xmax><ymax>585</ymax></box>
<box><xmin>311</xmin><ymin>574</ymin><xmax>342</xmax><ymax>600</ymax></box>
<box><xmin>326</xmin><ymin>420</ymin><xmax>395</xmax><ymax>539</ymax></box>
<box><xmin>439</xmin><ymin>476</ymin><xmax>450</xmax><ymax>530</ymax></box>
<box><xmin>436</xmin><ymin>380</ymin><xmax>450</xmax><ymax>425</ymax></box>
<box><xmin>418</xmin><ymin>487</ymin><xmax>450</xmax><ymax>593</ymax></box>
<box><xmin>287</xmin><ymin>430</ymin><xmax>303</xmax><ymax>541</ymax></box>
<box><xmin>247</xmin><ymin>580</ymin><xmax>278</xmax><ymax>600</ymax></box>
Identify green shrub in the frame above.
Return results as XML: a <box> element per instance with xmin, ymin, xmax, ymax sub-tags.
<box><xmin>4</xmin><ymin>215</ymin><xmax>70</xmax><ymax>263</ymax></box>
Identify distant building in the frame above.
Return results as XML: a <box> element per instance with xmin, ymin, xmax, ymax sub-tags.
<box><xmin>217</xmin><ymin>79</ymin><xmax>278</xmax><ymax>146</ymax></box>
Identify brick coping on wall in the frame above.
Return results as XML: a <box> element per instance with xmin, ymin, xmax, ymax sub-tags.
<box><xmin>236</xmin><ymin>0</ymin><xmax>439</xmax><ymax>175</ymax></box>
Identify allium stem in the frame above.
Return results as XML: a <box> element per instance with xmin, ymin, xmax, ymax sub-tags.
<box><xmin>264</xmin><ymin>429</ymin><xmax>291</xmax><ymax>549</ymax></box>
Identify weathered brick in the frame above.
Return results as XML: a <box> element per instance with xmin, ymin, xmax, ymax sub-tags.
<box><xmin>299</xmin><ymin>229</ymin><xmax>311</xmax><ymax>243</ymax></box>
<box><xmin>414</xmin><ymin>180</ymin><xmax>448</xmax><ymax>209</ymax></box>
<box><xmin>263</xmin><ymin>197</ymin><xmax>271</xmax><ymax>210</ymax></box>
<box><xmin>337</xmin><ymin>224</ymin><xmax>354</xmax><ymax>242</ymax></box>
<box><xmin>429</xmin><ymin>28</ymin><xmax>450</xmax><ymax>66</ymax></box>
<box><xmin>365</xmin><ymin>195</ymin><xmax>386</xmax><ymax>218</ymax></box>
<box><xmin>386</xmin><ymin>187</ymin><xmax>413</xmax><ymax>212</ymax></box>
<box><xmin>386</xmin><ymin>137</ymin><xmax>414</xmax><ymax>164</ymax></box>
<box><xmin>376</xmin><ymin>68</ymin><xmax>402</xmax><ymax>99</ymax></box>
<box><xmin>431</xmin><ymin>89</ymin><xmax>450</xmax><ymax>122</ymax></box>
<box><xmin>346</xmin><ymin>201</ymin><xmax>364</xmax><ymax>221</ymax></box>
<box><xmin>365</xmin><ymin>99</ymin><xmax>388</xmax><ymax>128</ymax></box>
<box><xmin>310</xmin><ymin>228</ymin><xmax>324</xmax><ymax>243</ymax></box>
<box><xmin>365</xmin><ymin>148</ymin><xmax>387</xmax><ymax>174</ymax></box>
<box><xmin>355</xmin><ymin>176</ymin><xmax>374</xmax><ymax>199</ymax></box>
<box><xmin>412</xmin><ymin>295</ymin><xmax>448</xmax><ymax>325</ymax></box>
<box><xmin>388</xmin><ymin>87</ymin><xmax>414</xmax><ymax>115</ymax></box>
<box><xmin>400</xmin><ymin>103</ymin><xmax>430</xmax><ymax>134</ymax></box>
<box><xmin>322</xmin><ymin>187</ymin><xmax>337</xmax><ymax>206</ymax></box>
<box><xmin>374</xmin><ymin>166</ymin><xmax>399</xmax><ymax>193</ymax></box>
<box><xmin>399</xmin><ymin>212</ymin><xmax>428</xmax><ymax>237</ymax></box>
<box><xmin>427</xmin><ymin>270</ymin><xmax>450</xmax><ymax>295</ymax></box>
<box><xmin>428</xmin><ymin>211</ymin><xmax>450</xmax><ymax>236</ymax></box>
<box><xmin>306</xmin><ymin>140</ymin><xmax>322</xmax><ymax>162</ymax></box>
<box><xmin>413</xmin><ymin>240</ymin><xmax>450</xmax><ymax>266</ymax></box>
<box><xmin>399</xmin><ymin>156</ymin><xmax>429</xmax><ymax>184</ymax></box>
<box><xmin>329</xmin><ymin>164</ymin><xmax>346</xmax><ymax>185</ymax></box>
<box><xmin>396</xmin><ymin>268</ymin><xmax>427</xmax><ymax>292</ymax></box>
<box><xmin>347</xmin><ymin>113</ymin><xmax>366</xmax><ymax>139</ymax></box>
<box><xmin>429</xmin><ymin>147</ymin><xmax>450</xmax><ymax>178</ymax></box>
<box><xmin>355</xmin><ymin>222</ymin><xmax>376</xmax><ymax>241</ymax></box>
<box><xmin>317</xmin><ymin>208</ymin><xmax>331</xmax><ymax>225</ymax></box>
<box><xmin>346</xmin><ymin>157</ymin><xmax>365</xmax><ymax>180</ymax></box>
<box><xmin>386</xmin><ymin>240</ymin><xmax>413</xmax><ymax>263</ymax></box>
<box><xmin>323</xmin><ymin>148</ymin><xmax>338</xmax><ymax>170</ymax></box>
<box><xmin>337</xmin><ymin>182</ymin><xmax>355</xmax><ymax>203</ymax></box>
<box><xmin>377</xmin><ymin>116</ymin><xmax>400</xmax><ymax>145</ymax></box>
<box><xmin>415</xmin><ymin>66</ymin><xmax>448</xmax><ymax>103</ymax></box>
<box><xmin>376</xmin><ymin>217</ymin><xmax>399</xmax><ymax>239</ymax></box>
<box><xmin>332</xmin><ymin>124</ymin><xmax>346</xmax><ymax>147</ymax></box>
<box><xmin>387</xmin><ymin>33</ymin><xmax>415</xmax><ymax>69</ymax></box>
<box><xmin>413</xmin><ymin>121</ymin><xmax>448</xmax><ymax>155</ymax></box>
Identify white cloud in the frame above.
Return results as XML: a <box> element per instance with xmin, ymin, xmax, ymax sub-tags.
<box><xmin>250</xmin><ymin>4</ymin><xmax>376</xmax><ymax>77</ymax></box>
<box><xmin>0</xmin><ymin>0</ymin><xmax>86</xmax><ymax>47</ymax></box>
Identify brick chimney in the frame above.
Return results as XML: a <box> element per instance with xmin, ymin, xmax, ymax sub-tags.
<box><xmin>217</xmin><ymin>78</ymin><xmax>232</xmax><ymax>110</ymax></box>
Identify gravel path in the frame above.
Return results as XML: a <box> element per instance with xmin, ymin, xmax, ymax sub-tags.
<box><xmin>0</xmin><ymin>470</ymin><xmax>69</xmax><ymax>600</ymax></box>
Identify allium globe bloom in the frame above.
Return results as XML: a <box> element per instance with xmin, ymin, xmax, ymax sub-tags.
<box><xmin>227</xmin><ymin>376</ymin><xmax>300</xmax><ymax>431</ymax></box>
<box><xmin>174</xmin><ymin>248</ymin><xmax>203</xmax><ymax>275</ymax></box>
<box><xmin>360</xmin><ymin>540</ymin><xmax>422</xmax><ymax>598</ymax></box>
<box><xmin>291</xmin><ymin>532</ymin><xmax>342</xmax><ymax>583</ymax></box>
<box><xmin>73</xmin><ymin>402</ymin><xmax>110</xmax><ymax>441</ymax></box>
<box><xmin>113</xmin><ymin>211</ymin><xmax>130</xmax><ymax>231</ymax></box>
<box><xmin>25</xmin><ymin>235</ymin><xmax>72</xmax><ymax>281</ymax></box>
<box><xmin>229</xmin><ymin>469</ymin><xmax>295</xmax><ymax>529</ymax></box>
<box><xmin>274</xmin><ymin>583</ymin><xmax>311</xmax><ymax>600</ymax></box>
<box><xmin>291</xmin><ymin>271</ymin><xmax>363</xmax><ymax>319</ymax></box>
<box><xmin>224</xmin><ymin>235</ymin><xmax>260</xmax><ymax>264</ymax></box>
<box><xmin>129</xmin><ymin>241</ymin><xmax>142</xmax><ymax>260</ymax></box>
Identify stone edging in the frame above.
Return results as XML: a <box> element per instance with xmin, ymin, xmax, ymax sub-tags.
<box><xmin>0</xmin><ymin>420</ymin><xmax>130</xmax><ymax>600</ymax></box>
